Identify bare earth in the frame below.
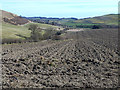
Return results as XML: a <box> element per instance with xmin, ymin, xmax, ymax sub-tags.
<box><xmin>67</xmin><ymin>29</ymin><xmax>84</xmax><ymax>32</ymax></box>
<box><xmin>2</xmin><ymin>29</ymin><xmax>119</xmax><ymax>88</ymax></box>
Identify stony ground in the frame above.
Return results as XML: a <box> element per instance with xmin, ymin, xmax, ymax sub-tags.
<box><xmin>2</xmin><ymin>29</ymin><xmax>119</xmax><ymax>88</ymax></box>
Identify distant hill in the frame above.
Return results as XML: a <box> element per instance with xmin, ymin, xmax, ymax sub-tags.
<box><xmin>25</xmin><ymin>14</ymin><xmax>118</xmax><ymax>28</ymax></box>
<box><xmin>75</xmin><ymin>14</ymin><xmax>118</xmax><ymax>25</ymax></box>
<box><xmin>1</xmin><ymin>10</ymin><xmax>30</xmax><ymax>25</ymax></box>
<box><xmin>24</xmin><ymin>17</ymin><xmax>78</xmax><ymax>27</ymax></box>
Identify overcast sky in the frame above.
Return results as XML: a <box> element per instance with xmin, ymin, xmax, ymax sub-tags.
<box><xmin>0</xmin><ymin>0</ymin><xmax>119</xmax><ymax>18</ymax></box>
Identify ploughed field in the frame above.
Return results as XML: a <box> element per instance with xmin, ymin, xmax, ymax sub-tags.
<box><xmin>2</xmin><ymin>29</ymin><xmax>119</xmax><ymax>88</ymax></box>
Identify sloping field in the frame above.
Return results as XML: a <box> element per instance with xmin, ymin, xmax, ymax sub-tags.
<box><xmin>25</xmin><ymin>23</ymin><xmax>63</xmax><ymax>30</ymax></box>
<box><xmin>26</xmin><ymin>14</ymin><xmax>118</xmax><ymax>28</ymax></box>
<box><xmin>1</xmin><ymin>10</ymin><xmax>29</xmax><ymax>25</ymax></box>
<box><xmin>0</xmin><ymin>10</ymin><xmax>17</xmax><ymax>19</ymax></box>
<box><xmin>2</xmin><ymin>22</ymin><xmax>63</xmax><ymax>39</ymax></box>
<box><xmin>2</xmin><ymin>29</ymin><xmax>118</xmax><ymax>88</ymax></box>
<box><xmin>1</xmin><ymin>9</ymin><xmax>63</xmax><ymax>40</ymax></box>
<box><xmin>75</xmin><ymin>14</ymin><xmax>118</xmax><ymax>25</ymax></box>
<box><xmin>2</xmin><ymin>22</ymin><xmax>31</xmax><ymax>39</ymax></box>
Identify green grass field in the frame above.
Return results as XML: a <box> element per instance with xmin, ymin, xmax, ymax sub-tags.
<box><xmin>2</xmin><ymin>22</ymin><xmax>31</xmax><ymax>39</ymax></box>
<box><xmin>26</xmin><ymin>14</ymin><xmax>118</xmax><ymax>28</ymax></box>
<box><xmin>74</xmin><ymin>14</ymin><xmax>118</xmax><ymax>25</ymax></box>
<box><xmin>2</xmin><ymin>22</ymin><xmax>63</xmax><ymax>39</ymax></box>
<box><xmin>25</xmin><ymin>23</ymin><xmax>63</xmax><ymax>30</ymax></box>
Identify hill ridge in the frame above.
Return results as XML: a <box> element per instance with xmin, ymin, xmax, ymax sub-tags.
<box><xmin>1</xmin><ymin>10</ymin><xmax>30</xmax><ymax>25</ymax></box>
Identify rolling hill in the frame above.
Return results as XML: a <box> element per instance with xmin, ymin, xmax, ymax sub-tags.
<box><xmin>26</xmin><ymin>14</ymin><xmax>118</xmax><ymax>28</ymax></box>
<box><xmin>1</xmin><ymin>10</ymin><xmax>63</xmax><ymax>40</ymax></box>
<box><xmin>75</xmin><ymin>14</ymin><xmax>118</xmax><ymax>25</ymax></box>
<box><xmin>1</xmin><ymin>9</ymin><xmax>118</xmax><ymax>40</ymax></box>
<box><xmin>1</xmin><ymin>10</ymin><xmax>30</xmax><ymax>25</ymax></box>
<box><xmin>1</xmin><ymin>10</ymin><xmax>31</xmax><ymax>39</ymax></box>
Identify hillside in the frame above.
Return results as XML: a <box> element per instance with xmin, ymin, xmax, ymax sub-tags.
<box><xmin>1</xmin><ymin>10</ymin><xmax>118</xmax><ymax>40</ymax></box>
<box><xmin>0</xmin><ymin>10</ymin><xmax>18</xmax><ymax>19</ymax></box>
<box><xmin>2</xmin><ymin>22</ymin><xmax>31</xmax><ymax>39</ymax></box>
<box><xmin>26</xmin><ymin>14</ymin><xmax>118</xmax><ymax>28</ymax></box>
<box><xmin>1</xmin><ymin>10</ymin><xmax>31</xmax><ymax>39</ymax></box>
<box><xmin>1</xmin><ymin>10</ymin><xmax>30</xmax><ymax>25</ymax></box>
<box><xmin>75</xmin><ymin>14</ymin><xmax>118</xmax><ymax>25</ymax></box>
<box><xmin>1</xmin><ymin>10</ymin><xmax>63</xmax><ymax>40</ymax></box>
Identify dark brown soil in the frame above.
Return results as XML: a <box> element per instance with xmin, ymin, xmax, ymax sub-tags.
<box><xmin>2</xmin><ymin>29</ymin><xmax>119</xmax><ymax>88</ymax></box>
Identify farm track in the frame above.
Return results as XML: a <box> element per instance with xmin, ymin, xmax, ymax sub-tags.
<box><xmin>2</xmin><ymin>29</ymin><xmax>119</xmax><ymax>88</ymax></box>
